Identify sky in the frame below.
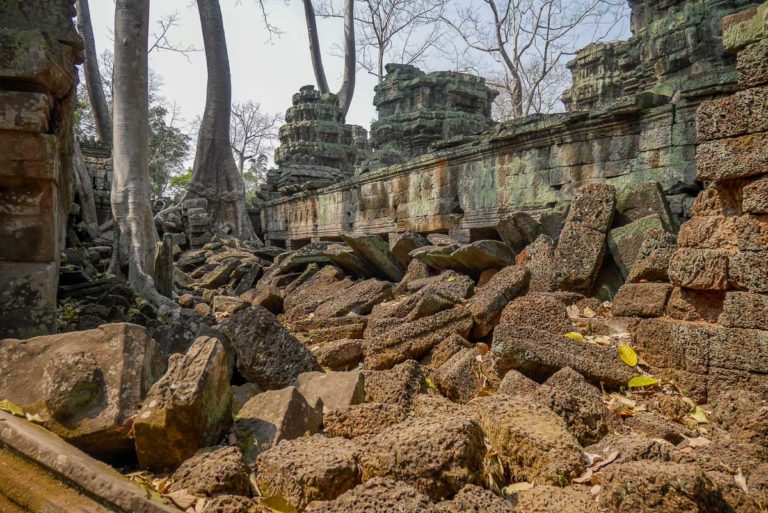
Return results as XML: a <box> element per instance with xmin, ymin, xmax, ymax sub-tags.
<box><xmin>88</xmin><ymin>0</ymin><xmax>382</xmax><ymax>134</ymax></box>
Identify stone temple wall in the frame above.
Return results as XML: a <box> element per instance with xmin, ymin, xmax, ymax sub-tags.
<box><xmin>80</xmin><ymin>139</ymin><xmax>113</xmax><ymax>224</ymax></box>
<box><xmin>0</xmin><ymin>1</ymin><xmax>82</xmax><ymax>338</ymax></box>
<box><xmin>260</xmin><ymin>0</ymin><xmax>763</xmax><ymax>249</ymax></box>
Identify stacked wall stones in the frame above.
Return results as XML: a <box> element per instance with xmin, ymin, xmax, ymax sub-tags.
<box><xmin>269</xmin><ymin>85</ymin><xmax>366</xmax><ymax>194</ymax></box>
<box><xmin>260</xmin><ymin>0</ymin><xmax>761</xmax><ymax>248</ymax></box>
<box><xmin>562</xmin><ymin>0</ymin><xmax>758</xmax><ymax>112</ymax></box>
<box><xmin>0</xmin><ymin>1</ymin><xmax>82</xmax><ymax>338</ymax></box>
<box><xmin>616</xmin><ymin>3</ymin><xmax>768</xmax><ymax>403</ymax></box>
<box><xmin>79</xmin><ymin>138</ymin><xmax>113</xmax><ymax>224</ymax></box>
<box><xmin>363</xmin><ymin>64</ymin><xmax>498</xmax><ymax>171</ymax></box>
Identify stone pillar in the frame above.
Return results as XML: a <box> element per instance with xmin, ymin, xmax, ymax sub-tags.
<box><xmin>0</xmin><ymin>1</ymin><xmax>82</xmax><ymax>338</ymax></box>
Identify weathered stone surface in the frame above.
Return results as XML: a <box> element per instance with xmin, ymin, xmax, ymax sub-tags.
<box><xmin>211</xmin><ymin>295</ymin><xmax>249</xmax><ymax>316</ymax></box>
<box><xmin>0</xmin><ymin>323</ymin><xmax>164</xmax><ymax>459</ymax></box>
<box><xmin>612</xmin><ymin>282</ymin><xmax>673</xmax><ymax>317</ymax></box>
<box><xmin>566</xmin><ymin>183</ymin><xmax>617</xmax><ymax>232</ymax></box>
<box><xmin>737</xmin><ymin>38</ymin><xmax>768</xmax><ymax>88</ymax></box>
<box><xmin>305</xmin><ymin>478</ymin><xmax>439</xmax><ymax>512</ymax></box>
<box><xmin>498</xmin><ymin>293</ymin><xmax>573</xmax><ymax>336</ymax></box>
<box><xmin>433</xmin><ymin>349</ymin><xmax>483</xmax><ymax>404</ymax></box>
<box><xmin>358</xmin><ymin>414</ymin><xmax>484</xmax><ymax>500</ymax></box>
<box><xmin>389</xmin><ymin>231</ymin><xmax>430</xmax><ymax>267</ymax></box>
<box><xmin>743</xmin><ymin>175</ymin><xmax>768</xmax><ymax>214</ymax></box>
<box><xmin>468</xmin><ymin>265</ymin><xmax>530</xmax><ymax>338</ymax></box>
<box><xmin>436</xmin><ymin>484</ymin><xmax>515</xmax><ymax>512</ymax></box>
<box><xmin>364</xmin><ymin>307</ymin><xmax>474</xmax><ymax>370</ymax></box>
<box><xmin>697</xmin><ymin>132</ymin><xmax>768</xmax><ymax>181</ymax></box>
<box><xmin>697</xmin><ymin>86</ymin><xmax>768</xmax><ymax>141</ymax></box>
<box><xmin>469</xmin><ymin>395</ymin><xmax>585</xmax><ymax>485</ymax></box>
<box><xmin>394</xmin><ymin>258</ymin><xmax>431</xmax><ymax>295</ymax></box>
<box><xmin>200</xmin><ymin>496</ymin><xmax>256</xmax><ymax>513</ymax></box>
<box><xmin>492</xmin><ymin>323</ymin><xmax>637</xmax><ymax>387</ymax></box>
<box><xmin>496</xmin><ymin>212</ymin><xmax>546</xmax><ymax>252</ymax></box>
<box><xmin>666</xmin><ymin>287</ymin><xmax>725</xmax><ymax>322</ymax></box>
<box><xmin>729</xmin><ymin>250</ymin><xmax>768</xmax><ymax>292</ymax></box>
<box><xmin>412</xmin><ymin>241</ymin><xmax>516</xmax><ymax>278</ymax></box>
<box><xmin>134</xmin><ymin>336</ymin><xmax>232</xmax><ymax>471</ymax></box>
<box><xmin>722</xmin><ymin>1</ymin><xmax>768</xmax><ymax>52</ymax></box>
<box><xmin>363</xmin><ymin>360</ymin><xmax>427</xmax><ymax>406</ymax></box>
<box><xmin>519</xmin><ymin>234</ymin><xmax>557</xmax><ymax>292</ymax></box>
<box><xmin>677</xmin><ymin>214</ymin><xmax>768</xmax><ymax>251</ymax></box>
<box><xmin>668</xmin><ymin>248</ymin><xmax>732</xmax><ymax>290</ymax></box>
<box><xmin>235</xmin><ymin>386</ymin><xmax>323</xmax><ymax>463</ymax></box>
<box><xmin>341</xmin><ymin>234</ymin><xmax>405</xmax><ymax>281</ymax></box>
<box><xmin>199</xmin><ymin>260</ymin><xmax>239</xmax><ymax>289</ymax></box>
<box><xmin>324</xmin><ymin>402</ymin><xmax>407</xmax><ymax>439</ymax></box>
<box><xmin>508</xmin><ymin>485</ymin><xmax>601</xmax><ymax>513</ymax></box>
<box><xmin>313</xmin><ymin>278</ymin><xmax>392</xmax><ymax>318</ymax></box>
<box><xmin>218</xmin><ymin>306</ymin><xmax>321</xmax><ymax>389</ymax></box>
<box><xmin>295</xmin><ymin>371</ymin><xmax>365</xmax><ymax>413</ymax></box>
<box><xmin>0</xmin><ymin>410</ymin><xmax>177</xmax><ymax>513</ymax></box>
<box><xmin>497</xmin><ymin>369</ymin><xmax>541</xmax><ymax>396</ymax></box>
<box><xmin>615</xmin><ymin>182</ymin><xmax>675</xmax><ymax>229</ymax></box>
<box><xmin>718</xmin><ymin>290</ymin><xmax>768</xmax><ymax>329</ymax></box>
<box><xmin>255</xmin><ymin>435</ymin><xmax>360</xmax><ymax>510</ymax></box>
<box><xmin>599</xmin><ymin>462</ymin><xmax>730</xmax><ymax>513</ymax></box>
<box><xmin>169</xmin><ymin>446</ymin><xmax>251</xmax><ymax>497</ymax></box>
<box><xmin>313</xmin><ymin>339</ymin><xmax>364</xmax><ymax>370</ymax></box>
<box><xmin>608</xmin><ymin>214</ymin><xmax>667</xmax><ymax>277</ymax></box>
<box><xmin>553</xmin><ymin>222</ymin><xmax>608</xmax><ymax>294</ymax></box>
<box><xmin>421</xmin><ymin>334</ymin><xmax>468</xmax><ymax>368</ymax></box>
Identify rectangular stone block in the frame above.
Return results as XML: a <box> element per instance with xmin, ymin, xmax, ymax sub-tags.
<box><xmin>0</xmin><ymin>177</ymin><xmax>58</xmax><ymax>262</ymax></box>
<box><xmin>718</xmin><ymin>290</ymin><xmax>768</xmax><ymax>330</ymax></box>
<box><xmin>707</xmin><ymin>367</ymin><xmax>768</xmax><ymax>401</ymax></box>
<box><xmin>0</xmin><ymin>92</ymin><xmax>51</xmax><ymax>132</ymax></box>
<box><xmin>743</xmin><ymin>175</ymin><xmax>768</xmax><ymax>213</ymax></box>
<box><xmin>666</xmin><ymin>287</ymin><xmax>724</xmax><ymax>323</ymax></box>
<box><xmin>668</xmin><ymin>248</ymin><xmax>731</xmax><ymax>290</ymax></box>
<box><xmin>0</xmin><ymin>30</ymin><xmax>77</xmax><ymax>98</ymax></box>
<box><xmin>722</xmin><ymin>2</ymin><xmax>768</xmax><ymax>52</ymax></box>
<box><xmin>608</xmin><ymin>214</ymin><xmax>666</xmax><ymax>277</ymax></box>
<box><xmin>0</xmin><ymin>130</ymin><xmax>58</xmax><ymax>180</ymax></box>
<box><xmin>696</xmin><ymin>86</ymin><xmax>768</xmax><ymax>141</ymax></box>
<box><xmin>612</xmin><ymin>282</ymin><xmax>672</xmax><ymax>317</ymax></box>
<box><xmin>729</xmin><ymin>250</ymin><xmax>768</xmax><ymax>293</ymax></box>
<box><xmin>689</xmin><ymin>181</ymin><xmax>743</xmax><ymax>217</ymax></box>
<box><xmin>737</xmin><ymin>39</ymin><xmax>768</xmax><ymax>88</ymax></box>
<box><xmin>677</xmin><ymin>214</ymin><xmax>768</xmax><ymax>251</ymax></box>
<box><xmin>697</xmin><ymin>131</ymin><xmax>768</xmax><ymax>181</ymax></box>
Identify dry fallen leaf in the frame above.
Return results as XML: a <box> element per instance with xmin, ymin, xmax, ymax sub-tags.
<box><xmin>678</xmin><ymin>436</ymin><xmax>710</xmax><ymax>449</ymax></box>
<box><xmin>583</xmin><ymin>306</ymin><xmax>597</xmax><ymax>318</ymax></box>
<box><xmin>261</xmin><ymin>496</ymin><xmax>298</xmax><ymax>513</ymax></box>
<box><xmin>590</xmin><ymin>484</ymin><xmax>602</xmax><ymax>496</ymax></box>
<box><xmin>566</xmin><ymin>304</ymin><xmax>580</xmax><ymax>319</ymax></box>
<box><xmin>573</xmin><ymin>469</ymin><xmax>594</xmax><ymax>484</ymax></box>
<box><xmin>503</xmin><ymin>482</ymin><xmax>535</xmax><ymax>494</ymax></box>
<box><xmin>618</xmin><ymin>344</ymin><xmax>638</xmax><ymax>367</ymax></box>
<box><xmin>166</xmin><ymin>488</ymin><xmax>198</xmax><ymax>510</ymax></box>
<box><xmin>734</xmin><ymin>470</ymin><xmax>749</xmax><ymax>494</ymax></box>
<box><xmin>0</xmin><ymin>399</ymin><xmax>25</xmax><ymax>417</ymax></box>
<box><xmin>690</xmin><ymin>406</ymin><xmax>710</xmax><ymax>424</ymax></box>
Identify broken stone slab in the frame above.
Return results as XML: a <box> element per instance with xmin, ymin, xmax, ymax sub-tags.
<box><xmin>313</xmin><ymin>278</ymin><xmax>393</xmax><ymax>318</ymax></box>
<box><xmin>668</xmin><ymin>248</ymin><xmax>732</xmax><ymax>290</ymax></box>
<box><xmin>666</xmin><ymin>287</ymin><xmax>725</xmax><ymax>323</ymax></box>
<box><xmin>255</xmin><ymin>434</ymin><xmax>361</xmax><ymax>510</ymax></box>
<box><xmin>0</xmin><ymin>410</ymin><xmax>178</xmax><ymax>513</ymax></box>
<box><xmin>718</xmin><ymin>290</ymin><xmax>768</xmax><ymax>330</ymax></box>
<box><xmin>362</xmin><ymin>360</ymin><xmax>427</xmax><ymax>406</ymax></box>
<box><xmin>358</xmin><ymin>414</ymin><xmax>484</xmax><ymax>500</ymax></box>
<box><xmin>363</xmin><ymin>307</ymin><xmax>474</xmax><ymax>370</ymax></box>
<box><xmin>323</xmin><ymin>402</ymin><xmax>407</xmax><ymax>439</ymax></box>
<box><xmin>340</xmin><ymin>233</ymin><xmax>405</xmax><ymax>281</ymax></box>
<box><xmin>0</xmin><ymin>323</ymin><xmax>165</xmax><ymax>460</ymax></box>
<box><xmin>304</xmin><ymin>478</ymin><xmax>438</xmax><ymax>512</ymax></box>
<box><xmin>626</xmin><ymin>228</ymin><xmax>678</xmax><ymax>283</ymax></box>
<box><xmin>294</xmin><ymin>370</ymin><xmax>365</xmax><ymax>414</ymax></box>
<box><xmin>612</xmin><ymin>282</ymin><xmax>673</xmax><ymax>317</ymax></box>
<box><xmin>468</xmin><ymin>265</ymin><xmax>530</xmax><ymax>338</ymax></box>
<box><xmin>233</xmin><ymin>263</ymin><xmax>262</xmax><ymax>295</ymax></box>
<box><xmin>495</xmin><ymin>212</ymin><xmax>545</xmax><ymax>252</ymax></box>
<box><xmin>282</xmin><ymin>266</ymin><xmax>354</xmax><ymax>321</ymax></box>
<box><xmin>133</xmin><ymin>336</ymin><xmax>232</xmax><ymax>471</ymax></box>
<box><xmin>211</xmin><ymin>295</ymin><xmax>249</xmax><ymax>316</ymax></box>
<box><xmin>433</xmin><ymin>348</ymin><xmax>483</xmax><ymax>404</ymax></box>
<box><xmin>565</xmin><ymin>183</ymin><xmax>616</xmax><ymax>232</ymax></box>
<box><xmin>411</xmin><ymin>240</ymin><xmax>516</xmax><ymax>278</ymax></box>
<box><xmin>313</xmin><ymin>339</ymin><xmax>365</xmax><ymax>370</ymax></box>
<box><xmin>607</xmin><ymin>214</ymin><xmax>667</xmax><ymax>278</ymax></box>
<box><xmin>615</xmin><ymin>182</ymin><xmax>676</xmax><ymax>230</ymax></box>
<box><xmin>199</xmin><ymin>259</ymin><xmax>239</xmax><ymax>289</ymax></box>
<box><xmin>519</xmin><ymin>234</ymin><xmax>557</xmax><ymax>292</ymax></box>
<box><xmin>235</xmin><ymin>386</ymin><xmax>323</xmax><ymax>464</ymax></box>
<box><xmin>322</xmin><ymin>243</ymin><xmax>375</xmax><ymax>278</ymax></box>
<box><xmin>553</xmin><ymin>222</ymin><xmax>608</xmax><ymax>294</ymax></box>
<box><xmin>218</xmin><ymin>306</ymin><xmax>321</xmax><ymax>389</ymax></box>
<box><xmin>169</xmin><ymin>446</ymin><xmax>251</xmax><ymax>497</ymax></box>
<box><xmin>393</xmin><ymin>258</ymin><xmax>431</xmax><ymax>296</ymax></box>
<box><xmin>389</xmin><ymin>231</ymin><xmax>430</xmax><ymax>267</ymax></box>
<box><xmin>468</xmin><ymin>394</ymin><xmax>585</xmax><ymax>485</ymax></box>
<box><xmin>491</xmin><ymin>324</ymin><xmax>637</xmax><ymax>388</ymax></box>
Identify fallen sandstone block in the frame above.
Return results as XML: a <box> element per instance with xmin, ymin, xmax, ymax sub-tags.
<box><xmin>612</xmin><ymin>282</ymin><xmax>673</xmax><ymax>317</ymax></box>
<box><xmin>133</xmin><ymin>336</ymin><xmax>232</xmax><ymax>471</ymax></box>
<box><xmin>468</xmin><ymin>265</ymin><xmax>530</xmax><ymax>338</ymax></box>
<box><xmin>607</xmin><ymin>214</ymin><xmax>667</xmax><ymax>277</ymax></box>
<box><xmin>305</xmin><ymin>478</ymin><xmax>438</xmax><ymax>512</ymax></box>
<box><xmin>295</xmin><ymin>370</ymin><xmax>365</xmax><ymax>414</ymax></box>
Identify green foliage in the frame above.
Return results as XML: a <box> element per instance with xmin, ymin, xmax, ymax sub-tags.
<box><xmin>169</xmin><ymin>168</ymin><xmax>193</xmax><ymax>200</ymax></box>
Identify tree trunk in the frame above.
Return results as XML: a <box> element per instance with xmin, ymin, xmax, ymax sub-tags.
<box><xmin>73</xmin><ymin>140</ymin><xmax>100</xmax><ymax>237</ymax></box>
<box><xmin>186</xmin><ymin>0</ymin><xmax>258</xmax><ymax>242</ymax></box>
<box><xmin>112</xmin><ymin>0</ymin><xmax>174</xmax><ymax>310</ymax></box>
<box><xmin>303</xmin><ymin>0</ymin><xmax>330</xmax><ymax>94</ymax></box>
<box><xmin>76</xmin><ymin>0</ymin><xmax>112</xmax><ymax>144</ymax></box>
<box><xmin>336</xmin><ymin>0</ymin><xmax>356</xmax><ymax>116</ymax></box>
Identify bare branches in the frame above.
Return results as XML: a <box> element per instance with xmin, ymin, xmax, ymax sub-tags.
<box><xmin>230</xmin><ymin>101</ymin><xmax>282</xmax><ymax>174</ymax></box>
<box><xmin>443</xmin><ymin>0</ymin><xmax>628</xmax><ymax>120</ymax></box>
<box><xmin>148</xmin><ymin>12</ymin><xmax>200</xmax><ymax>59</ymax></box>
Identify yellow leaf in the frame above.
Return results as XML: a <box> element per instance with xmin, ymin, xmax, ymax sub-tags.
<box><xmin>25</xmin><ymin>412</ymin><xmax>44</xmax><ymax>423</ymax></box>
<box><xmin>447</xmin><ymin>275</ymin><xmax>456</xmax><ymax>282</ymax></box>
<box><xmin>628</xmin><ymin>375</ymin><xmax>659</xmax><ymax>388</ymax></box>
<box><xmin>261</xmin><ymin>496</ymin><xmax>298</xmax><ymax>513</ymax></box>
<box><xmin>0</xmin><ymin>399</ymin><xmax>25</xmax><ymax>417</ymax></box>
<box><xmin>425</xmin><ymin>377</ymin><xmax>438</xmax><ymax>391</ymax></box>
<box><xmin>583</xmin><ymin>307</ymin><xmax>597</xmax><ymax>318</ymax></box>
<box><xmin>690</xmin><ymin>406</ymin><xmax>710</xmax><ymax>424</ymax></box>
<box><xmin>564</xmin><ymin>332</ymin><xmax>584</xmax><ymax>342</ymax></box>
<box><xmin>618</xmin><ymin>344</ymin><xmax>638</xmax><ymax>367</ymax></box>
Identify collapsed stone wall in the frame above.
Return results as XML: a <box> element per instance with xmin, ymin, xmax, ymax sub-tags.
<box><xmin>260</xmin><ymin>0</ymin><xmax>762</xmax><ymax>251</ymax></box>
<box><xmin>0</xmin><ymin>0</ymin><xmax>82</xmax><ymax>338</ymax></box>
<box><xmin>79</xmin><ymin>138</ymin><xmax>113</xmax><ymax>224</ymax></box>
